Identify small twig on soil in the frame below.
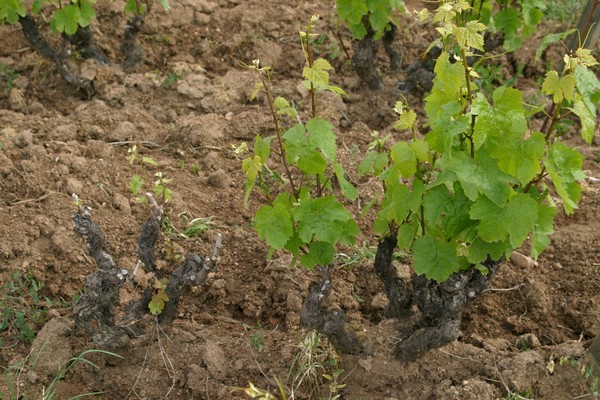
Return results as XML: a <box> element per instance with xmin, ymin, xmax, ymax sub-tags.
<box><xmin>131</xmin><ymin>259</ymin><xmax>142</xmax><ymax>281</ymax></box>
<box><xmin>205</xmin><ymin>373</ymin><xmax>210</xmax><ymax>400</ymax></box>
<box><xmin>438</xmin><ymin>348</ymin><xmax>480</xmax><ymax>362</ymax></box>
<box><xmin>107</xmin><ymin>140</ymin><xmax>161</xmax><ymax>149</ymax></box>
<box><xmin>192</xmin><ymin>145</ymin><xmax>224</xmax><ymax>151</ymax></box>
<box><xmin>493</xmin><ymin>355</ymin><xmax>514</xmax><ymax>397</ymax></box>
<box><xmin>7</xmin><ymin>191</ymin><xmax>52</xmax><ymax>206</ymax></box>
<box><xmin>155</xmin><ymin>317</ymin><xmax>176</xmax><ymax>397</ymax></box>
<box><xmin>482</xmin><ymin>283</ymin><xmax>525</xmax><ymax>293</ymax></box>
<box><xmin>338</xmin><ymin>108</ymin><xmax>352</xmax><ymax>125</ymax></box>
<box><xmin>126</xmin><ymin>339</ymin><xmax>151</xmax><ymax>400</ymax></box>
<box><xmin>571</xmin><ymin>393</ymin><xmax>595</xmax><ymax>399</ymax></box>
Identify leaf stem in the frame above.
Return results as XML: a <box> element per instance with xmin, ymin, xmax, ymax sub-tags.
<box><xmin>258</xmin><ymin>72</ymin><xmax>299</xmax><ymax>200</ymax></box>
<box><xmin>460</xmin><ymin>47</ymin><xmax>473</xmax><ymax>104</ymax></box>
<box><xmin>303</xmin><ymin>23</ymin><xmax>323</xmax><ymax>197</ymax></box>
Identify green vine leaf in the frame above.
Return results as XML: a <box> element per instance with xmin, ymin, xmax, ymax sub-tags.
<box><xmin>535</xmin><ymin>29</ymin><xmax>576</xmax><ymax>61</ymax></box>
<box><xmin>466</xmin><ymin>237</ymin><xmax>510</xmax><ymax>265</ymax></box>
<box><xmin>274</xmin><ymin>96</ymin><xmax>298</xmax><ymax>119</ymax></box>
<box><xmin>423</xmin><ymin>184</ymin><xmax>475</xmax><ymax>238</ymax></box>
<box><xmin>333</xmin><ymin>163</ymin><xmax>358</xmax><ymax>201</ymax></box>
<box><xmin>294</xmin><ymin>196</ymin><xmax>355</xmax><ymax>244</ymax></box>
<box><xmin>425</xmin><ymin>52</ymin><xmax>466</xmax><ymax>127</ymax></box>
<box><xmin>359</xmin><ymin>150</ymin><xmax>388</xmax><ymax>176</ymax></box>
<box><xmin>374</xmin><ymin>183</ymin><xmax>411</xmax><ymax>234</ymax></box>
<box><xmin>242</xmin><ymin>155</ymin><xmax>262</xmax><ymax>181</ymax></box>
<box><xmin>413</xmin><ymin>235</ymin><xmax>462</xmax><ymax>282</ymax></box>
<box><xmin>300</xmin><ymin>241</ymin><xmax>336</xmax><ymax>269</ymax></box>
<box><xmin>283</xmin><ymin>123</ymin><xmax>327</xmax><ymax>175</ymax></box>
<box><xmin>544</xmin><ymin>142</ymin><xmax>585</xmax><ymax>214</ymax></box>
<box><xmin>129</xmin><ymin>174</ymin><xmax>145</xmax><ymax>196</ymax></box>
<box><xmin>303</xmin><ymin>58</ymin><xmax>333</xmax><ymax>86</ymax></box>
<box><xmin>254</xmin><ymin>202</ymin><xmax>294</xmax><ymax>250</ymax></box>
<box><xmin>390</xmin><ymin>142</ymin><xmax>417</xmax><ymax>178</ymax></box>
<box><xmin>542</xmin><ymin>70</ymin><xmax>575</xmax><ymax>104</ymax></box>
<box><xmin>531</xmin><ymin>203</ymin><xmax>557</xmax><ymax>259</ymax></box>
<box><xmin>336</xmin><ymin>0</ymin><xmax>368</xmax><ymax>26</ymax></box>
<box><xmin>472</xmin><ymin>86</ymin><xmax>527</xmax><ymax>148</ymax></box>
<box><xmin>453</xmin><ymin>20</ymin><xmax>486</xmax><ymax>51</ymax></box>
<box><xmin>470</xmin><ymin>193</ymin><xmax>538</xmax><ymax>248</ymax></box>
<box><xmin>0</xmin><ymin>0</ymin><xmax>27</xmax><ymax>24</ymax></box>
<box><xmin>306</xmin><ymin>117</ymin><xmax>336</xmax><ymax>161</ymax></box>
<box><xmin>570</xmin><ymin>65</ymin><xmax>600</xmax><ymax>144</ymax></box>
<box><xmin>51</xmin><ymin>4</ymin><xmax>81</xmax><ymax>35</ymax></box>
<box><xmin>437</xmin><ymin>151</ymin><xmax>514</xmax><ymax>206</ymax></box>
<box><xmin>487</xmin><ymin>131</ymin><xmax>545</xmax><ymax>185</ymax></box>
<box><xmin>396</xmin><ymin>221</ymin><xmax>418</xmax><ymax>250</ymax></box>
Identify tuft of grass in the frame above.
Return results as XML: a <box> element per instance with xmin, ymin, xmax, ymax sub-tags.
<box><xmin>2</xmin><ymin>339</ymin><xmax>121</xmax><ymax>400</ymax></box>
<box><xmin>0</xmin><ymin>272</ymin><xmax>67</xmax><ymax>346</ymax></box>
<box><xmin>334</xmin><ymin>243</ymin><xmax>407</xmax><ymax>270</ymax></box>
<box><xmin>543</xmin><ymin>0</ymin><xmax>587</xmax><ymax>25</ymax></box>
<box><xmin>0</xmin><ymin>63</ymin><xmax>19</xmax><ymax>89</ymax></box>
<box><xmin>161</xmin><ymin>212</ymin><xmax>218</xmax><ymax>239</ymax></box>
<box><xmin>233</xmin><ymin>331</ymin><xmax>346</xmax><ymax>400</ymax></box>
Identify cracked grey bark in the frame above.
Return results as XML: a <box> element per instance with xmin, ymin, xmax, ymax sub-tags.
<box><xmin>71</xmin><ymin>206</ymin><xmax>130</xmax><ymax>347</ymax></box>
<box><xmin>18</xmin><ymin>14</ymin><xmax>94</xmax><ymax>97</ymax></box>
<box><xmin>122</xmin><ymin>15</ymin><xmax>145</xmax><ymax>71</ymax></box>
<box><xmin>72</xmin><ymin>204</ymin><xmax>221</xmax><ymax>347</ymax></box>
<box><xmin>370</xmin><ymin>228</ymin><xmax>502</xmax><ymax>361</ymax></box>
<box><xmin>64</xmin><ymin>26</ymin><xmax>110</xmax><ymax>65</ymax></box>
<box><xmin>300</xmin><ymin>267</ymin><xmax>361</xmax><ymax>354</ymax></box>
<box><xmin>352</xmin><ymin>31</ymin><xmax>384</xmax><ymax>90</ymax></box>
<box><xmin>351</xmin><ymin>20</ymin><xmax>401</xmax><ymax>90</ymax></box>
<box><xmin>374</xmin><ymin>234</ymin><xmax>412</xmax><ymax>319</ymax></box>
<box><xmin>392</xmin><ymin>257</ymin><xmax>500</xmax><ymax>361</ymax></box>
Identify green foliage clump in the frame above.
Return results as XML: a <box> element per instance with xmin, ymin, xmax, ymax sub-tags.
<box><xmin>239</xmin><ymin>16</ymin><xmax>358</xmax><ymax>270</ymax></box>
<box><xmin>364</xmin><ymin>0</ymin><xmax>599</xmax><ymax>281</ymax></box>
<box><xmin>336</xmin><ymin>0</ymin><xmax>405</xmax><ymax>39</ymax></box>
<box><xmin>0</xmin><ymin>272</ymin><xmax>63</xmax><ymax>345</ymax></box>
<box><xmin>127</xmin><ymin>145</ymin><xmax>173</xmax><ymax>204</ymax></box>
<box><xmin>0</xmin><ymin>0</ymin><xmax>170</xmax><ymax>34</ymax></box>
<box><xmin>148</xmin><ymin>278</ymin><xmax>168</xmax><ymax>315</ymax></box>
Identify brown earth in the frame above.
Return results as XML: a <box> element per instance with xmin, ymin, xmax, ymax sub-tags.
<box><xmin>0</xmin><ymin>1</ymin><xmax>599</xmax><ymax>399</ymax></box>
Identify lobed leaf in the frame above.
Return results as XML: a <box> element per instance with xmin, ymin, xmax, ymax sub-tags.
<box><xmin>487</xmin><ymin>131</ymin><xmax>545</xmax><ymax>185</ymax></box>
<box><xmin>423</xmin><ymin>183</ymin><xmax>476</xmax><ymax>238</ymax></box>
<box><xmin>242</xmin><ymin>155</ymin><xmax>262</xmax><ymax>181</ymax></box>
<box><xmin>0</xmin><ymin>0</ymin><xmax>26</xmax><ymax>24</ymax></box>
<box><xmin>300</xmin><ymin>241</ymin><xmax>336</xmax><ymax>269</ymax></box>
<box><xmin>472</xmin><ymin>87</ymin><xmax>528</xmax><ymax>148</ymax></box>
<box><xmin>544</xmin><ymin>141</ymin><xmax>585</xmax><ymax>214</ymax></box>
<box><xmin>453</xmin><ymin>21</ymin><xmax>486</xmax><ymax>51</ymax></box>
<box><xmin>470</xmin><ymin>193</ymin><xmax>538</xmax><ymax>248</ymax></box>
<box><xmin>437</xmin><ymin>151</ymin><xmax>514</xmax><ymax>206</ymax></box>
<box><xmin>303</xmin><ymin>58</ymin><xmax>333</xmax><ymax>86</ymax></box>
<box><xmin>542</xmin><ymin>71</ymin><xmax>575</xmax><ymax>103</ymax></box>
<box><xmin>333</xmin><ymin>163</ymin><xmax>358</xmax><ymax>201</ymax></box>
<box><xmin>254</xmin><ymin>203</ymin><xmax>294</xmax><ymax>249</ymax></box>
<box><xmin>413</xmin><ymin>235</ymin><xmax>462</xmax><ymax>282</ymax></box>
<box><xmin>374</xmin><ymin>183</ymin><xmax>411</xmax><ymax>234</ymax></box>
<box><xmin>336</xmin><ymin>0</ymin><xmax>368</xmax><ymax>25</ymax></box>
<box><xmin>294</xmin><ymin>196</ymin><xmax>354</xmax><ymax>244</ymax></box>
<box><xmin>306</xmin><ymin>117</ymin><xmax>336</xmax><ymax>160</ymax></box>
<box><xmin>466</xmin><ymin>237</ymin><xmax>510</xmax><ymax>265</ymax></box>
<box><xmin>531</xmin><ymin>203</ymin><xmax>557</xmax><ymax>259</ymax></box>
<box><xmin>390</xmin><ymin>142</ymin><xmax>416</xmax><ymax>178</ymax></box>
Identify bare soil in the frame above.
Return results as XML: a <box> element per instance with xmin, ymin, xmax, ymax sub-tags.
<box><xmin>1</xmin><ymin>1</ymin><xmax>599</xmax><ymax>399</ymax></box>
